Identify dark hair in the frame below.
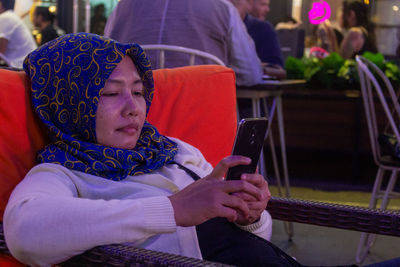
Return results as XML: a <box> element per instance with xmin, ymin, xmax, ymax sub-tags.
<box><xmin>0</xmin><ymin>0</ymin><xmax>15</xmax><ymax>10</ymax></box>
<box><xmin>342</xmin><ymin>0</ymin><xmax>377</xmax><ymax>53</ymax></box>
<box><xmin>342</xmin><ymin>0</ymin><xmax>370</xmax><ymax>29</ymax></box>
<box><xmin>34</xmin><ymin>6</ymin><xmax>55</xmax><ymax>24</ymax></box>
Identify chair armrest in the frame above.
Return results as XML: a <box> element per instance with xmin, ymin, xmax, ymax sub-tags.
<box><xmin>2</xmin><ymin>197</ymin><xmax>400</xmax><ymax>266</ymax></box>
<box><xmin>0</xmin><ymin>222</ymin><xmax>230</xmax><ymax>266</ymax></box>
<box><xmin>59</xmin><ymin>244</ymin><xmax>231</xmax><ymax>266</ymax></box>
<box><xmin>267</xmin><ymin>197</ymin><xmax>400</xmax><ymax>237</ymax></box>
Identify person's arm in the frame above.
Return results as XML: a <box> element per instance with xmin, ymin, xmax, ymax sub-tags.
<box><xmin>340</xmin><ymin>27</ymin><xmax>364</xmax><ymax>59</ymax></box>
<box><xmin>262</xmin><ymin>63</ymin><xmax>287</xmax><ymax>80</ymax></box>
<box><xmin>169</xmin><ymin>156</ymin><xmax>257</xmax><ymax>226</ymax></box>
<box><xmin>4</xmin><ymin>164</ymin><xmax>176</xmax><ymax>266</ymax></box>
<box><xmin>172</xmin><ymin>138</ymin><xmax>273</xmax><ymax>240</ymax></box>
<box><xmin>317</xmin><ymin>20</ymin><xmax>339</xmax><ymax>53</ymax></box>
<box><xmin>226</xmin><ymin>3</ymin><xmax>263</xmax><ymax>86</ymax></box>
<box><xmin>0</xmin><ymin>37</ymin><xmax>8</xmax><ymax>53</ymax></box>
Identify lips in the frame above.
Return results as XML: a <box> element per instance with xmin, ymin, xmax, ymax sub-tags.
<box><xmin>117</xmin><ymin>123</ymin><xmax>139</xmax><ymax>135</ymax></box>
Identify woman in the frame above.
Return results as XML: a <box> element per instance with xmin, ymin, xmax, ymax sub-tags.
<box><xmin>316</xmin><ymin>0</ymin><xmax>377</xmax><ymax>59</ymax></box>
<box><xmin>3</xmin><ymin>33</ymin><xmax>273</xmax><ymax>266</ymax></box>
<box><xmin>339</xmin><ymin>0</ymin><xmax>377</xmax><ymax>59</ymax></box>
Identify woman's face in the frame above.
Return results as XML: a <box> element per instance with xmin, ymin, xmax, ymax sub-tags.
<box><xmin>95</xmin><ymin>56</ymin><xmax>146</xmax><ymax>149</ymax></box>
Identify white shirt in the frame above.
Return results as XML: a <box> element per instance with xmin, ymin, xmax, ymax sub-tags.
<box><xmin>0</xmin><ymin>10</ymin><xmax>37</xmax><ymax>68</ymax></box>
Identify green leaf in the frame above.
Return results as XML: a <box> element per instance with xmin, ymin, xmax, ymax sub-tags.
<box><xmin>285</xmin><ymin>56</ymin><xmax>305</xmax><ymax>79</ymax></box>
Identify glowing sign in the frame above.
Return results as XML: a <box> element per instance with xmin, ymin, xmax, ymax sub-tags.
<box><xmin>308</xmin><ymin>1</ymin><xmax>331</xmax><ymax>25</ymax></box>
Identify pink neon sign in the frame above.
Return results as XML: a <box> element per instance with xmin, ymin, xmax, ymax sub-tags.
<box><xmin>308</xmin><ymin>1</ymin><xmax>331</xmax><ymax>24</ymax></box>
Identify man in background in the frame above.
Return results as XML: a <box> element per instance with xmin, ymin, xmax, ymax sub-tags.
<box><xmin>0</xmin><ymin>0</ymin><xmax>36</xmax><ymax>67</ymax></box>
<box><xmin>104</xmin><ymin>0</ymin><xmax>263</xmax><ymax>86</ymax></box>
<box><xmin>32</xmin><ymin>5</ymin><xmax>59</xmax><ymax>46</ymax></box>
<box><xmin>249</xmin><ymin>0</ymin><xmax>270</xmax><ymax>20</ymax></box>
<box><xmin>231</xmin><ymin>0</ymin><xmax>285</xmax><ymax>78</ymax></box>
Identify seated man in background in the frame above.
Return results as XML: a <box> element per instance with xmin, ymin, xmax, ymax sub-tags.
<box><xmin>104</xmin><ymin>0</ymin><xmax>263</xmax><ymax>86</ymax></box>
<box><xmin>245</xmin><ymin>0</ymin><xmax>284</xmax><ymax>68</ymax></box>
<box><xmin>0</xmin><ymin>0</ymin><xmax>36</xmax><ymax>68</ymax></box>
<box><xmin>230</xmin><ymin>0</ymin><xmax>286</xmax><ymax>79</ymax></box>
<box><xmin>248</xmin><ymin>0</ymin><xmax>269</xmax><ymax>20</ymax></box>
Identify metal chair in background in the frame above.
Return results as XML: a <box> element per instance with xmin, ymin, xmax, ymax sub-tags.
<box><xmin>141</xmin><ymin>44</ymin><xmax>281</xmax><ymax>202</ymax></box>
<box><xmin>356</xmin><ymin>55</ymin><xmax>400</xmax><ymax>263</ymax></box>
<box><xmin>140</xmin><ymin>44</ymin><xmax>225</xmax><ymax>68</ymax></box>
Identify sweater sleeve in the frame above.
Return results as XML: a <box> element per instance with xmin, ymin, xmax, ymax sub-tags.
<box><xmin>235</xmin><ymin>210</ymin><xmax>272</xmax><ymax>241</ymax></box>
<box><xmin>3</xmin><ymin>164</ymin><xmax>177</xmax><ymax>267</ymax></box>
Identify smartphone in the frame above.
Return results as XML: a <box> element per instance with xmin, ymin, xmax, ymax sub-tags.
<box><xmin>225</xmin><ymin>118</ymin><xmax>268</xmax><ymax>180</ymax></box>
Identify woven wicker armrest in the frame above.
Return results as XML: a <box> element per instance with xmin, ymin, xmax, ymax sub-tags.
<box><xmin>59</xmin><ymin>244</ymin><xmax>232</xmax><ymax>267</ymax></box>
<box><xmin>0</xmin><ymin>222</ymin><xmax>231</xmax><ymax>266</ymax></box>
<box><xmin>2</xmin><ymin>197</ymin><xmax>400</xmax><ymax>266</ymax></box>
<box><xmin>267</xmin><ymin>197</ymin><xmax>400</xmax><ymax>237</ymax></box>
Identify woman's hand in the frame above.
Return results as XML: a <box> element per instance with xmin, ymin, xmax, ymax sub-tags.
<box><xmin>232</xmin><ymin>172</ymin><xmax>271</xmax><ymax>225</ymax></box>
<box><xmin>168</xmin><ymin>156</ymin><xmax>264</xmax><ymax>227</ymax></box>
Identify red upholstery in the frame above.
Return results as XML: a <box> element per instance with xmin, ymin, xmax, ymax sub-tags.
<box><xmin>0</xmin><ymin>255</ymin><xmax>25</xmax><ymax>267</ymax></box>
<box><xmin>0</xmin><ymin>69</ymin><xmax>49</xmax><ymax>221</ymax></box>
<box><xmin>149</xmin><ymin>65</ymin><xmax>237</xmax><ymax>167</ymax></box>
<box><xmin>0</xmin><ymin>64</ymin><xmax>237</xmax><ymax>266</ymax></box>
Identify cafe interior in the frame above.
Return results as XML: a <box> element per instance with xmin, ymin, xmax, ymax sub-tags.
<box><xmin>0</xmin><ymin>0</ymin><xmax>399</xmax><ymax>266</ymax></box>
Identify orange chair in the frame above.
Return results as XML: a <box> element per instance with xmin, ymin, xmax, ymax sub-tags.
<box><xmin>1</xmin><ymin>65</ymin><xmax>400</xmax><ymax>266</ymax></box>
<box><xmin>0</xmin><ymin>65</ymin><xmax>237</xmax><ymax>265</ymax></box>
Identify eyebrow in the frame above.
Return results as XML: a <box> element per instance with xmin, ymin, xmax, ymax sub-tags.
<box><xmin>106</xmin><ymin>78</ymin><xmax>143</xmax><ymax>86</ymax></box>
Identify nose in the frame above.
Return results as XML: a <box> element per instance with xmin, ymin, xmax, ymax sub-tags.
<box><xmin>122</xmin><ymin>93</ymin><xmax>139</xmax><ymax>117</ymax></box>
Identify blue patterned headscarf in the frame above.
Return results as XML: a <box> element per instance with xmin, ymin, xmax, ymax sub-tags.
<box><xmin>23</xmin><ymin>33</ymin><xmax>178</xmax><ymax>181</ymax></box>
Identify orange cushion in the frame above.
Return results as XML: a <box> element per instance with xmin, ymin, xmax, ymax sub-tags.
<box><xmin>149</xmin><ymin>65</ymin><xmax>237</xmax><ymax>167</ymax></box>
<box><xmin>0</xmin><ymin>65</ymin><xmax>237</xmax><ymax>221</ymax></box>
<box><xmin>0</xmin><ymin>254</ymin><xmax>25</xmax><ymax>267</ymax></box>
<box><xmin>0</xmin><ymin>69</ymin><xmax>49</xmax><ymax>221</ymax></box>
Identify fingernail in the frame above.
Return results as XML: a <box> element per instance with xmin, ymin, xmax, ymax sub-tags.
<box><xmin>241</xmin><ymin>174</ymin><xmax>247</xmax><ymax>180</ymax></box>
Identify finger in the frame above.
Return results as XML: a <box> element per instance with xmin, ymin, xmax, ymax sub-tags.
<box><xmin>247</xmin><ymin>200</ymin><xmax>267</xmax><ymax>211</ymax></box>
<box><xmin>221</xmin><ymin>193</ymin><xmax>250</xmax><ymax>219</ymax></box>
<box><xmin>232</xmin><ymin>191</ymin><xmax>258</xmax><ymax>202</ymax></box>
<box><xmin>218</xmin><ymin>206</ymin><xmax>239</xmax><ymax>222</ymax></box>
<box><xmin>241</xmin><ymin>173</ymin><xmax>266</xmax><ymax>188</ymax></box>
<box><xmin>208</xmin><ymin>156</ymin><xmax>251</xmax><ymax>180</ymax></box>
<box><xmin>223</xmin><ymin>180</ymin><xmax>262</xmax><ymax>200</ymax></box>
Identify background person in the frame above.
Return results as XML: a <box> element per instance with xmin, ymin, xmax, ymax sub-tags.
<box><xmin>316</xmin><ymin>0</ymin><xmax>377</xmax><ymax>59</ymax></box>
<box><xmin>90</xmin><ymin>3</ymin><xmax>107</xmax><ymax>35</ymax></box>
<box><xmin>32</xmin><ymin>5</ymin><xmax>59</xmax><ymax>46</ymax></box>
<box><xmin>0</xmin><ymin>0</ymin><xmax>36</xmax><ymax>67</ymax></box>
<box><xmin>104</xmin><ymin>0</ymin><xmax>263</xmax><ymax>87</ymax></box>
<box><xmin>248</xmin><ymin>0</ymin><xmax>269</xmax><ymax>20</ymax></box>
<box><xmin>244</xmin><ymin>0</ymin><xmax>286</xmax><ymax>77</ymax></box>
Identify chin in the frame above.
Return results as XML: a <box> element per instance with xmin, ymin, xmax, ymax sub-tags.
<box><xmin>118</xmin><ymin>141</ymin><xmax>138</xmax><ymax>150</ymax></box>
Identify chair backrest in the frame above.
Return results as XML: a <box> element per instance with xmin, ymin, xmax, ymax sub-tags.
<box><xmin>276</xmin><ymin>29</ymin><xmax>305</xmax><ymax>61</ymax></box>
<box><xmin>141</xmin><ymin>44</ymin><xmax>225</xmax><ymax>68</ymax></box>
<box><xmin>0</xmin><ymin>65</ymin><xmax>237</xmax><ymax>221</ymax></box>
<box><xmin>356</xmin><ymin>55</ymin><xmax>400</xmax><ymax>165</ymax></box>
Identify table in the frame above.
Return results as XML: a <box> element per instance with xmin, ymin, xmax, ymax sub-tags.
<box><xmin>237</xmin><ymin>79</ymin><xmax>306</xmax><ymax>238</ymax></box>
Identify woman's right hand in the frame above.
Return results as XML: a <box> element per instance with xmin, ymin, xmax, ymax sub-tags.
<box><xmin>168</xmin><ymin>156</ymin><xmax>263</xmax><ymax>227</ymax></box>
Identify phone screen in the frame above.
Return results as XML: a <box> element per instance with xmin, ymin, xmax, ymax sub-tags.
<box><xmin>225</xmin><ymin>118</ymin><xmax>268</xmax><ymax>180</ymax></box>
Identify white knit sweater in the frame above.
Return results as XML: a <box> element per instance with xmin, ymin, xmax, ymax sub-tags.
<box><xmin>4</xmin><ymin>138</ymin><xmax>272</xmax><ymax>267</ymax></box>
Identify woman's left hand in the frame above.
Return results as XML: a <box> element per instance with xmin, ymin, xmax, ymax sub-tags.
<box><xmin>232</xmin><ymin>173</ymin><xmax>271</xmax><ymax>225</ymax></box>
